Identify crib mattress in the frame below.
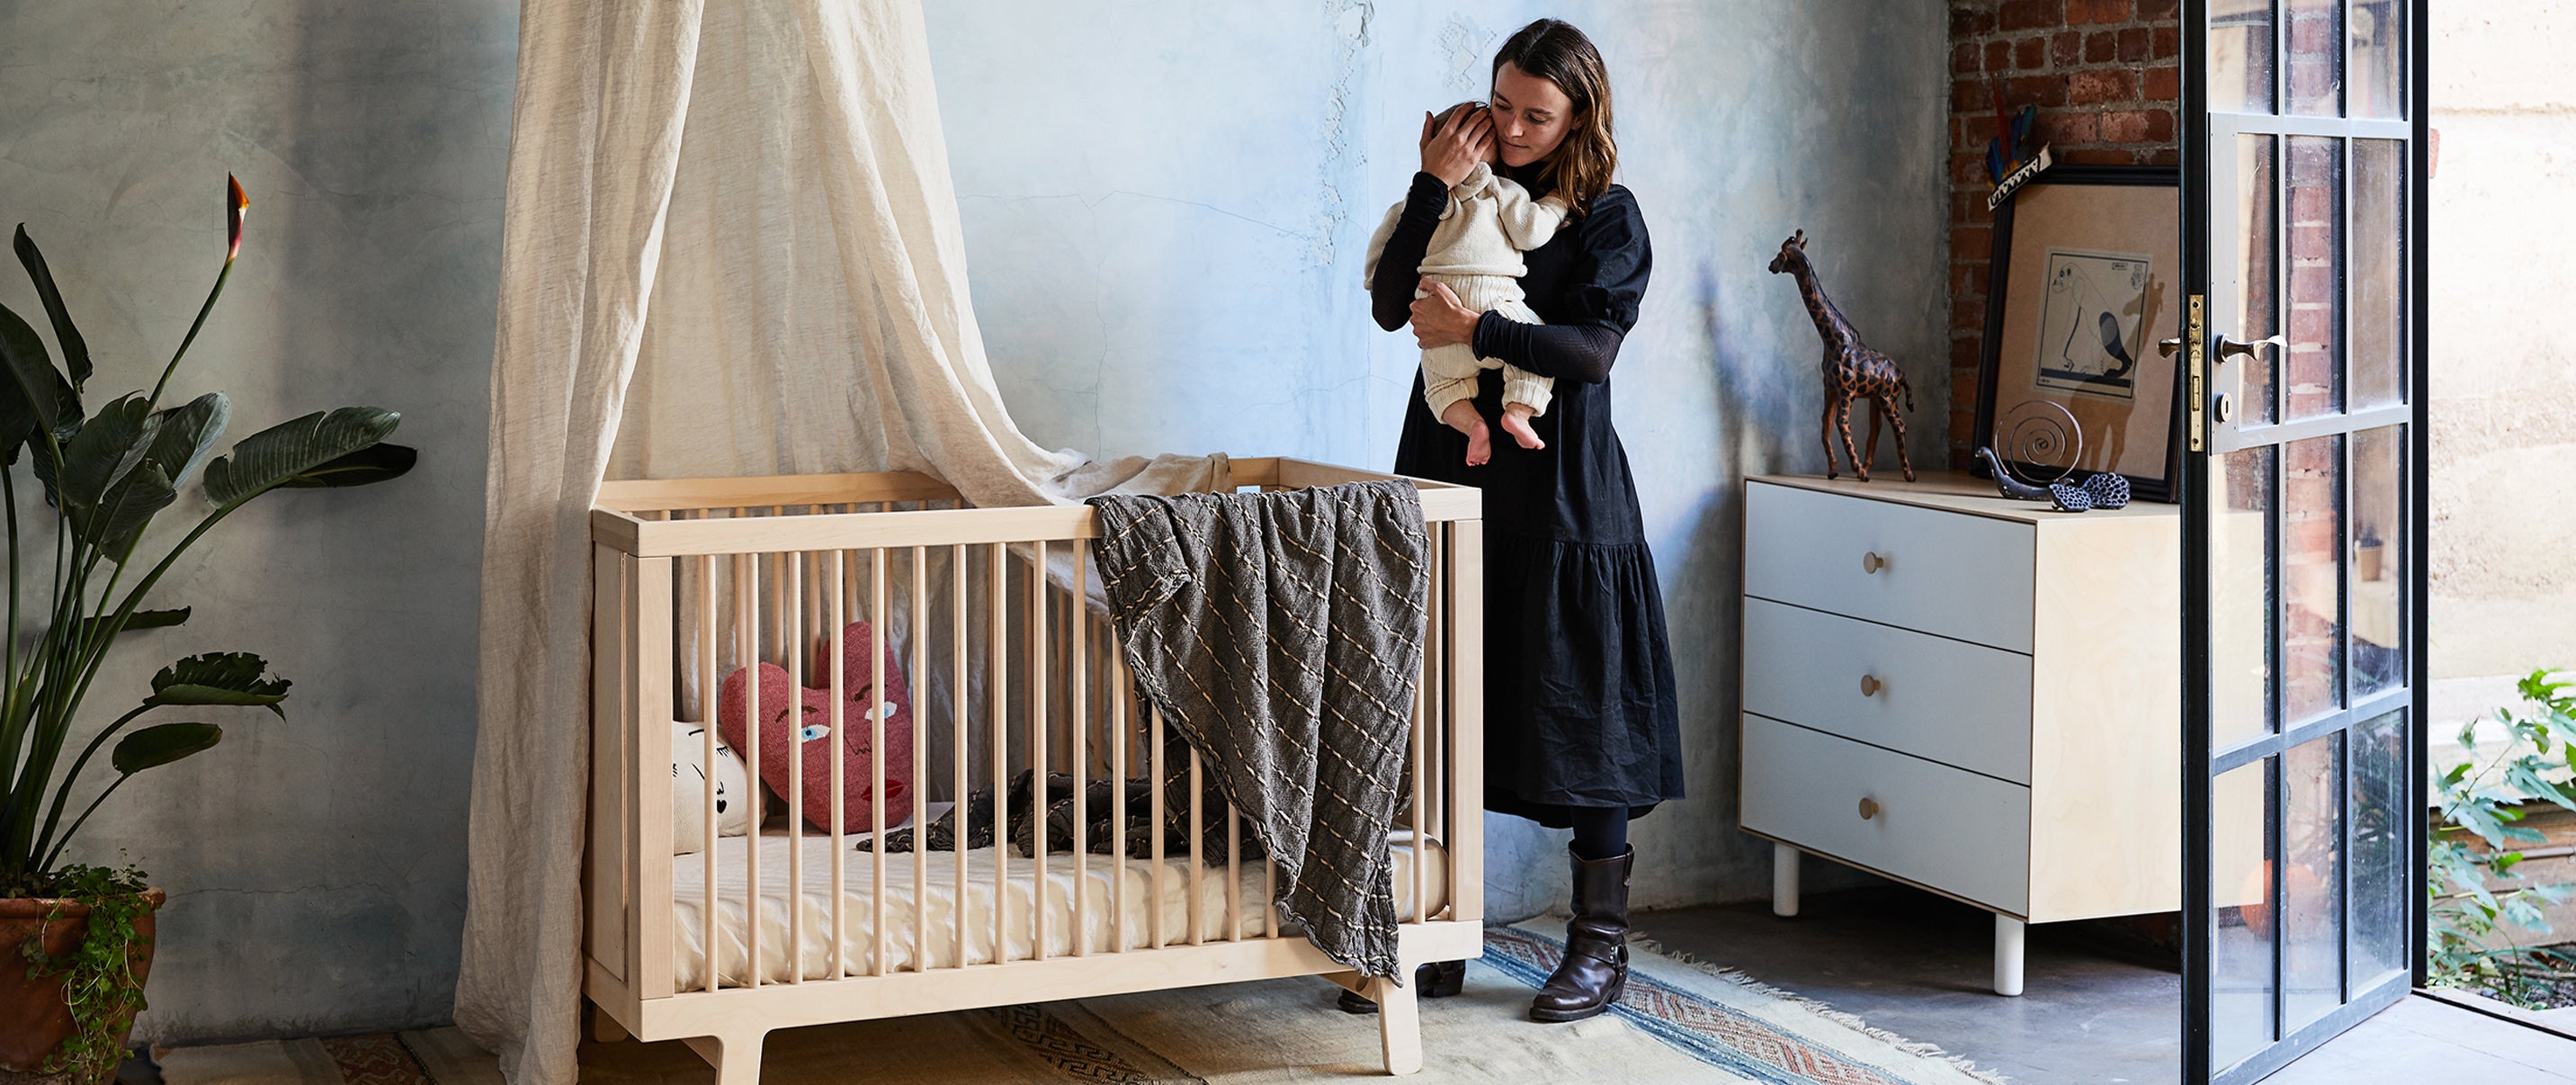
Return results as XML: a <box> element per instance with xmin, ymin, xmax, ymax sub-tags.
<box><xmin>670</xmin><ymin>827</ymin><xmax>1450</xmax><ymax>989</ymax></box>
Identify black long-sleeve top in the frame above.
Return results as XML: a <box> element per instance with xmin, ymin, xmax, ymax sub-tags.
<box><xmin>1367</xmin><ymin>169</ymin><xmax>1646</xmax><ymax>385</ymax></box>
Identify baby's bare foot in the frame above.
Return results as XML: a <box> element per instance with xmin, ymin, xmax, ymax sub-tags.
<box><xmin>1463</xmin><ymin>422</ymin><xmax>1492</xmax><ymax>467</ymax></box>
<box><xmin>1499</xmin><ymin>408</ymin><xmax>1546</xmax><ymax>451</ymax></box>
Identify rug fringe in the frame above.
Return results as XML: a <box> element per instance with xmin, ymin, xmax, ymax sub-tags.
<box><xmin>1618</xmin><ymin>928</ymin><xmax>2016</xmax><ymax>1085</ymax></box>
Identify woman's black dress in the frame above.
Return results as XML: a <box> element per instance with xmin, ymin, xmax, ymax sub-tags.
<box><xmin>1373</xmin><ymin>165</ymin><xmax>1684</xmax><ymax>828</ymax></box>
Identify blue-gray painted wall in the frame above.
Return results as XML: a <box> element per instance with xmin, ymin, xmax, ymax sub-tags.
<box><xmin>0</xmin><ymin>0</ymin><xmax>1944</xmax><ymax>1042</ymax></box>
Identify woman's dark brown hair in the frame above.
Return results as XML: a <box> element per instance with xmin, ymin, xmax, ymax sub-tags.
<box><xmin>1493</xmin><ymin>19</ymin><xmax>1617</xmax><ymax>217</ymax></box>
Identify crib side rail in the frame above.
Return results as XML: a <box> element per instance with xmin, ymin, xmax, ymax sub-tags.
<box><xmin>589</xmin><ymin>479</ymin><xmax>1481</xmax><ymax>1009</ymax></box>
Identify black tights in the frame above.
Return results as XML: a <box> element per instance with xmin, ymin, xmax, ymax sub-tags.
<box><xmin>1568</xmin><ymin>805</ymin><xmax>1631</xmax><ymax>862</ymax></box>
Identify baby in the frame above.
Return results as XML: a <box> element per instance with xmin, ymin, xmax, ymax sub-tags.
<box><xmin>1364</xmin><ymin>105</ymin><xmax>1573</xmax><ymax>466</ymax></box>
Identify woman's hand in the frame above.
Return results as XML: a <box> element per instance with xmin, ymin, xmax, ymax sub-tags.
<box><xmin>1418</xmin><ymin>105</ymin><xmax>1494</xmax><ymax>188</ymax></box>
<box><xmin>1409</xmin><ymin>282</ymin><xmax>1479</xmax><ymax>350</ymax></box>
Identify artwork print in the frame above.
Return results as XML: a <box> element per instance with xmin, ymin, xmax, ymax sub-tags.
<box><xmin>2031</xmin><ymin>247</ymin><xmax>2151</xmax><ymax>402</ymax></box>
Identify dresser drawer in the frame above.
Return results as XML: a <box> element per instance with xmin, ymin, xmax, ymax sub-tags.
<box><xmin>1741</xmin><ymin>597</ymin><xmax>2034</xmax><ymax>783</ymax></box>
<box><xmin>1741</xmin><ymin>715</ymin><xmax>2030</xmax><ymax>913</ymax></box>
<box><xmin>1744</xmin><ymin>481</ymin><xmax>2035</xmax><ymax>651</ymax></box>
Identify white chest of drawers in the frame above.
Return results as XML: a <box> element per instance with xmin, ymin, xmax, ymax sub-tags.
<box><xmin>1738</xmin><ymin>472</ymin><xmax>2180</xmax><ymax>995</ymax></box>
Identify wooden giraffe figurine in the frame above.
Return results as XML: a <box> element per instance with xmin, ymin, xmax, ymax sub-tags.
<box><xmin>1767</xmin><ymin>230</ymin><xmax>1917</xmax><ymax>482</ymax></box>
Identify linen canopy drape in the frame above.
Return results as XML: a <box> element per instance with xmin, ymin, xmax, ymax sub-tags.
<box><xmin>457</xmin><ymin>3</ymin><xmax>1220</xmax><ymax>1081</ymax></box>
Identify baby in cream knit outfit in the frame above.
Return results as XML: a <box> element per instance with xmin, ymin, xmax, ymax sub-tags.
<box><xmin>1364</xmin><ymin>153</ymin><xmax>1573</xmax><ymax>465</ymax></box>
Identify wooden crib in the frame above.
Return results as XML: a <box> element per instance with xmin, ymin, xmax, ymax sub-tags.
<box><xmin>581</xmin><ymin>458</ymin><xmax>1483</xmax><ymax>1081</ymax></box>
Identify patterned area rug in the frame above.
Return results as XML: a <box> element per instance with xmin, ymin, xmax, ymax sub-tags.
<box><xmin>150</xmin><ymin>925</ymin><xmax>2001</xmax><ymax>1084</ymax></box>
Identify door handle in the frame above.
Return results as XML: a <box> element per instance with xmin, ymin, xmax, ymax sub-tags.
<box><xmin>2214</xmin><ymin>334</ymin><xmax>2285</xmax><ymax>363</ymax></box>
<box><xmin>2158</xmin><ymin>337</ymin><xmax>2183</xmax><ymax>358</ymax></box>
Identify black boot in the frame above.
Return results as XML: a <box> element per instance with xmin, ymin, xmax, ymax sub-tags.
<box><xmin>1530</xmin><ymin>843</ymin><xmax>1632</xmax><ymax>1022</ymax></box>
<box><xmin>1334</xmin><ymin>959</ymin><xmax>1467</xmax><ymax>1014</ymax></box>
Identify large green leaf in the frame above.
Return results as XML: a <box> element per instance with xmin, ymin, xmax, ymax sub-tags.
<box><xmin>0</xmin><ymin>300</ymin><xmax>78</xmax><ymax>463</ymax></box>
<box><xmin>110</xmin><ymin>722</ymin><xmax>221</xmax><ymax>775</ymax></box>
<box><xmin>146</xmin><ymin>392</ymin><xmax>231</xmax><ymax>491</ymax></box>
<box><xmin>80</xmin><ymin>607</ymin><xmax>190</xmax><ymax>645</ymax></box>
<box><xmin>82</xmin><ymin>461</ymin><xmax>175</xmax><ymax>552</ymax></box>
<box><xmin>148</xmin><ymin>651</ymin><xmax>290</xmax><ymax>717</ymax></box>
<box><xmin>56</xmin><ymin>393</ymin><xmax>157</xmax><ymax>514</ymax></box>
<box><xmin>277</xmin><ymin>442</ymin><xmax>416</xmax><ymax>489</ymax></box>
<box><xmin>201</xmin><ymin>408</ymin><xmax>400</xmax><ymax>507</ymax></box>
<box><xmin>13</xmin><ymin>227</ymin><xmax>92</xmax><ymax>386</ymax></box>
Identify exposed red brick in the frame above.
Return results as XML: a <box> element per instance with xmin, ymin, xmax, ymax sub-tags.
<box><xmin>2144</xmin><ymin>107</ymin><xmax>2176</xmax><ymax>141</ymax></box>
<box><xmin>1953</xmin><ymin>4</ymin><xmax>1999</xmax><ymax>36</ymax></box>
<box><xmin>2044</xmin><ymin>109</ymin><xmax>2101</xmax><ymax>142</ymax></box>
<box><xmin>2144</xmin><ymin>146</ymin><xmax>2181</xmax><ymax>166</ymax></box>
<box><xmin>1953</xmin><ymin>42</ymin><xmax>1981</xmax><ymax>75</ymax></box>
<box><xmin>1953</xmin><ymin>224</ymin><xmax>1992</xmax><ymax>263</ymax></box>
<box><xmin>2138</xmin><ymin>0</ymin><xmax>2179</xmax><ymax>18</ymax></box>
<box><xmin>2099</xmin><ymin>109</ymin><xmax>2153</xmax><ymax>142</ymax></box>
<box><xmin>1986</xmin><ymin>40</ymin><xmax>2012</xmax><ymax>71</ymax></box>
<box><xmin>2016</xmin><ymin>35</ymin><xmax>2046</xmax><ymax>68</ymax></box>
<box><xmin>1951</xmin><ymin>337</ymin><xmax>1984</xmax><ymax>368</ymax></box>
<box><xmin>2005</xmin><ymin>73</ymin><xmax>2068</xmax><ymax>106</ymax></box>
<box><xmin>1999</xmin><ymin>0</ymin><xmax>2062</xmax><ymax>32</ymax></box>
<box><xmin>1954</xmin><ymin>78</ymin><xmax>1985</xmax><ymax>112</ymax></box>
<box><xmin>2119</xmin><ymin>26</ymin><xmax>2152</xmax><ymax>62</ymax></box>
<box><xmin>2153</xmin><ymin>26</ymin><xmax>2179</xmax><ymax>58</ymax></box>
<box><xmin>2052</xmin><ymin>31</ymin><xmax>2083</xmax><ymax>65</ymax></box>
<box><xmin>2068</xmin><ymin>0</ymin><xmax>2133</xmax><ymax>24</ymax></box>
<box><xmin>2071</xmin><ymin>68</ymin><xmax>2140</xmax><ymax>103</ymax></box>
<box><xmin>2062</xmin><ymin>147</ymin><xmax>2133</xmax><ymax>166</ymax></box>
<box><xmin>2086</xmin><ymin>31</ymin><xmax>2118</xmax><ymax>62</ymax></box>
<box><xmin>2144</xmin><ymin>65</ymin><xmax>2181</xmax><ymax>101</ymax></box>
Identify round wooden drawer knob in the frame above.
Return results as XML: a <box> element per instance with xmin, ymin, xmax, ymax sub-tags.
<box><xmin>1858</xmin><ymin>797</ymin><xmax>1880</xmax><ymax>820</ymax></box>
<box><xmin>1861</xmin><ymin>551</ymin><xmax>1887</xmax><ymax>574</ymax></box>
<box><xmin>1859</xmin><ymin>674</ymin><xmax>1883</xmax><ymax>697</ymax></box>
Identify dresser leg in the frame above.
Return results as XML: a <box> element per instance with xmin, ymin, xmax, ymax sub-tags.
<box><xmin>1993</xmin><ymin>914</ymin><xmax>2026</xmax><ymax>997</ymax></box>
<box><xmin>1771</xmin><ymin>843</ymin><xmax>1800</xmax><ymax>918</ymax></box>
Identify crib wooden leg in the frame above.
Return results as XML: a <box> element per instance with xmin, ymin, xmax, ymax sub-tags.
<box><xmin>1365</xmin><ymin>974</ymin><xmax>1423</xmax><ymax>1076</ymax></box>
<box><xmin>587</xmin><ymin>1000</ymin><xmax>629</xmax><ymax>1043</ymax></box>
<box><xmin>684</xmin><ymin>1030</ymin><xmax>766</xmax><ymax>1085</ymax></box>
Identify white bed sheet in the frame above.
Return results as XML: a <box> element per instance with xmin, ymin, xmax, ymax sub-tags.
<box><xmin>669</xmin><ymin>823</ymin><xmax>1450</xmax><ymax>989</ymax></box>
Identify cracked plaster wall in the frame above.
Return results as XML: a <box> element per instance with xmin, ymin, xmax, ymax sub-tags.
<box><xmin>0</xmin><ymin>0</ymin><xmax>1947</xmax><ymax>1042</ymax></box>
<box><xmin>922</xmin><ymin>2</ymin><xmax>1952</xmax><ymax>921</ymax></box>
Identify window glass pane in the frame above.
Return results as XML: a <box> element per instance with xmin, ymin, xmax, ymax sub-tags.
<box><xmin>2350</xmin><ymin>139</ymin><xmax>2407</xmax><ymax>411</ymax></box>
<box><xmin>2285</xmin><ymin>136</ymin><xmax>2344</xmax><ymax>421</ymax></box>
<box><xmin>2349</xmin><ymin>708</ymin><xmax>2411</xmax><ymax>987</ymax></box>
<box><xmin>2285</xmin><ymin>435</ymin><xmax>2345</xmax><ymax>723</ymax></box>
<box><xmin>2215</xmin><ymin>447</ymin><xmax>2279</xmax><ymax>748</ymax></box>
<box><xmin>2235</xmin><ymin>135</ymin><xmax>2280</xmax><ymax>426</ymax></box>
<box><xmin>2284</xmin><ymin>733</ymin><xmax>2346</xmax><ymax>1029</ymax></box>
<box><xmin>2214</xmin><ymin>758</ymin><xmax>2279</xmax><ymax>1070</ymax></box>
<box><xmin>2351</xmin><ymin>426</ymin><xmax>2404</xmax><ymax>698</ymax></box>
<box><xmin>2285</xmin><ymin>0</ymin><xmax>2345</xmax><ymax>116</ymax></box>
<box><xmin>2212</xmin><ymin>0</ymin><xmax>2278</xmax><ymax>114</ymax></box>
<box><xmin>2350</xmin><ymin>0</ymin><xmax>2406</xmax><ymax>121</ymax></box>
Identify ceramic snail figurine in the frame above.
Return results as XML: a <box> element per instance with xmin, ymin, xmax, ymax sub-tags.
<box><xmin>1974</xmin><ymin>446</ymin><xmax>2130</xmax><ymax>513</ymax></box>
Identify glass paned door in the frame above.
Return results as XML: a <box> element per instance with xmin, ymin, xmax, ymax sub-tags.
<box><xmin>2183</xmin><ymin>1</ymin><xmax>2426</xmax><ymax>1081</ymax></box>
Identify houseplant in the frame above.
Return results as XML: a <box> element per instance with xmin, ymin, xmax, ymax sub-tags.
<box><xmin>0</xmin><ymin>176</ymin><xmax>414</xmax><ymax>1083</ymax></box>
<box><xmin>2429</xmin><ymin>668</ymin><xmax>2576</xmax><ymax>1006</ymax></box>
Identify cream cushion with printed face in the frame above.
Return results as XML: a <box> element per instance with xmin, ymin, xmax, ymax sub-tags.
<box><xmin>672</xmin><ymin>720</ymin><xmax>751</xmax><ymax>853</ymax></box>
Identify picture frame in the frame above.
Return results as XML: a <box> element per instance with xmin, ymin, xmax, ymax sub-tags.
<box><xmin>1972</xmin><ymin>164</ymin><xmax>2184</xmax><ymax>503</ymax></box>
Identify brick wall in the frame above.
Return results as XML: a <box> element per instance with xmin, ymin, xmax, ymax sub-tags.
<box><xmin>1945</xmin><ymin>0</ymin><xmax>2182</xmax><ymax>467</ymax></box>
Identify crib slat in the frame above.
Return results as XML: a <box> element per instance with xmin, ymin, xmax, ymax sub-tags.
<box><xmin>1149</xmin><ymin>703</ymin><xmax>1165</xmax><ymax>949</ymax></box>
<box><xmin>1265</xmin><ymin>854</ymin><xmax>1278</xmax><ymax>938</ymax></box>
<box><xmin>953</xmin><ymin>543</ymin><xmax>970</xmax><ymax>969</ymax></box>
<box><xmin>786</xmin><ymin>552</ymin><xmax>805</xmax><ymax>982</ymax></box>
<box><xmin>911</xmin><ymin>545</ymin><xmax>929</xmax><ymax>972</ymax></box>
<box><xmin>1031</xmin><ymin>540</ymin><xmax>1048</xmax><ymax>961</ymax></box>
<box><xmin>830</xmin><ymin>553</ymin><xmax>849</xmax><ymax>979</ymax></box>
<box><xmin>989</xmin><ymin>542</ymin><xmax>1008</xmax><ymax>962</ymax></box>
<box><xmin>1410</xmin><ymin>676</ymin><xmax>1427</xmax><ymax>924</ymax></box>
<box><xmin>871</xmin><ymin>547</ymin><xmax>889</xmax><ymax>977</ymax></box>
<box><xmin>1109</xmin><ymin>651</ymin><xmax>1128</xmax><ymax>953</ymax></box>
<box><xmin>1226</xmin><ymin>805</ymin><xmax>1241</xmax><ymax>942</ymax></box>
<box><xmin>1449</xmin><ymin>520</ymin><xmax>1484</xmax><ymax>922</ymax></box>
<box><xmin>1069</xmin><ymin>551</ymin><xmax>1088</xmax><ymax>956</ymax></box>
<box><xmin>699</xmin><ymin>555</ymin><xmax>720</xmax><ymax>993</ymax></box>
<box><xmin>1188</xmin><ymin>748</ymin><xmax>1203</xmax><ymax>946</ymax></box>
<box><xmin>737</xmin><ymin>551</ymin><xmax>761</xmax><ymax>987</ymax></box>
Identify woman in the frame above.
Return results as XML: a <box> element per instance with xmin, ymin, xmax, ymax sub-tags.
<box><xmin>1354</xmin><ymin>18</ymin><xmax>1684</xmax><ymax>1024</ymax></box>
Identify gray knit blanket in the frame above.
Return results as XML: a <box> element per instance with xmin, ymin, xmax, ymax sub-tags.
<box><xmin>1086</xmin><ymin>480</ymin><xmax>1431</xmax><ymax>980</ymax></box>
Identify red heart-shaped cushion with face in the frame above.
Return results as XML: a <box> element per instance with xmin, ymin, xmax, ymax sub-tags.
<box><xmin>716</xmin><ymin>621</ymin><xmax>916</xmax><ymax>834</ymax></box>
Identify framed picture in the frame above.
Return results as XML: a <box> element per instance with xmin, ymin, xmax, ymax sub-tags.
<box><xmin>1972</xmin><ymin>164</ymin><xmax>2183</xmax><ymax>502</ymax></box>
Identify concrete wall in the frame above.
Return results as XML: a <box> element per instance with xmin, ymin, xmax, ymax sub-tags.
<box><xmin>0</xmin><ymin>0</ymin><xmax>513</xmax><ymax>1044</ymax></box>
<box><xmin>0</xmin><ymin>0</ymin><xmax>1952</xmax><ymax>1040</ymax></box>
<box><xmin>922</xmin><ymin>2</ymin><xmax>1954</xmax><ymax>919</ymax></box>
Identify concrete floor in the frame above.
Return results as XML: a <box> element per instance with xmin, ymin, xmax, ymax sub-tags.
<box><xmin>1637</xmin><ymin>886</ymin><xmax>2181</xmax><ymax>1083</ymax></box>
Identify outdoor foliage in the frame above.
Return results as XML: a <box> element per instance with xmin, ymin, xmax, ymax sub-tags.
<box><xmin>2429</xmin><ymin>668</ymin><xmax>2576</xmax><ymax>1006</ymax></box>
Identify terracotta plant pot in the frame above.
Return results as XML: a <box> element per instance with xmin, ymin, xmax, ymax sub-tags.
<box><xmin>0</xmin><ymin>889</ymin><xmax>165</xmax><ymax>1085</ymax></box>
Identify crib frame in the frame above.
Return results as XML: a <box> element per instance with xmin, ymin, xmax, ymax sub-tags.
<box><xmin>582</xmin><ymin>458</ymin><xmax>1482</xmax><ymax>1081</ymax></box>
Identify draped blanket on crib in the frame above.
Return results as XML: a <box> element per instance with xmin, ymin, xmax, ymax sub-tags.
<box><xmin>1084</xmin><ymin>481</ymin><xmax>1430</xmax><ymax>979</ymax></box>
